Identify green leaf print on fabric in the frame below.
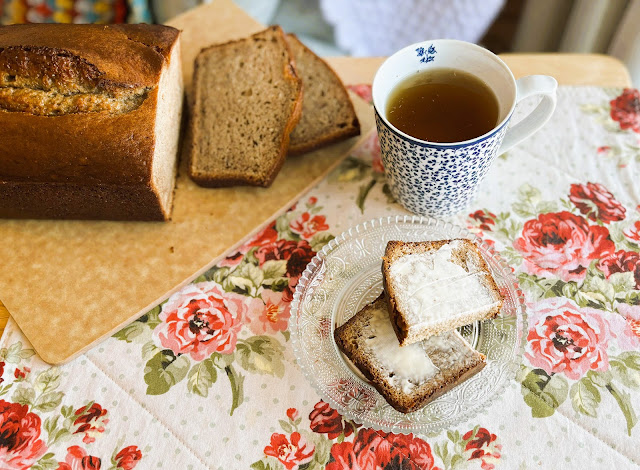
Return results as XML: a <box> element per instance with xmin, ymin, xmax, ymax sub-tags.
<box><xmin>112</xmin><ymin>322</ymin><xmax>146</xmax><ymax>344</ymax></box>
<box><xmin>309</xmin><ymin>233</ymin><xmax>335</xmax><ymax>252</ymax></box>
<box><xmin>519</xmin><ymin>367</ymin><xmax>568</xmax><ymax>418</ymax></box>
<box><xmin>570</xmin><ymin>377</ymin><xmax>601</xmax><ymax>417</ymax></box>
<box><xmin>186</xmin><ymin>357</ymin><xmax>218</xmax><ymax>397</ymax></box>
<box><xmin>225</xmin><ymin>364</ymin><xmax>244</xmax><ymax>416</ymax></box>
<box><xmin>512</xmin><ymin>184</ymin><xmax>557</xmax><ymax>219</ymax></box>
<box><xmin>236</xmin><ymin>336</ymin><xmax>286</xmax><ymax>378</ymax></box>
<box><xmin>0</xmin><ymin>341</ymin><xmax>36</xmax><ymax>364</ymax></box>
<box><xmin>610</xmin><ymin>355</ymin><xmax>640</xmax><ymax>390</ymax></box>
<box><xmin>227</xmin><ymin>263</ymin><xmax>264</xmax><ymax>297</ymax></box>
<box><xmin>144</xmin><ymin>350</ymin><xmax>190</xmax><ymax>395</ymax></box>
<box><xmin>33</xmin><ymin>391</ymin><xmax>64</xmax><ymax>413</ymax></box>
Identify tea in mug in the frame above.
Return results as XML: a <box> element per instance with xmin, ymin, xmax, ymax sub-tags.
<box><xmin>386</xmin><ymin>68</ymin><xmax>499</xmax><ymax>143</ymax></box>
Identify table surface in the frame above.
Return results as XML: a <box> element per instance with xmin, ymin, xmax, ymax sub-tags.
<box><xmin>0</xmin><ymin>53</ymin><xmax>631</xmax><ymax>341</ymax></box>
<box><xmin>1</xmin><ymin>47</ymin><xmax>639</xmax><ymax>470</ymax></box>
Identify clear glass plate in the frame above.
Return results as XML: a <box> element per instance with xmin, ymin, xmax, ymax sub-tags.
<box><xmin>290</xmin><ymin>215</ymin><xmax>526</xmax><ymax>434</ymax></box>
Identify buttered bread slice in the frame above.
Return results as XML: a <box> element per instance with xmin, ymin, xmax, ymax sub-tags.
<box><xmin>334</xmin><ymin>295</ymin><xmax>486</xmax><ymax>413</ymax></box>
<box><xmin>382</xmin><ymin>239</ymin><xmax>503</xmax><ymax>347</ymax></box>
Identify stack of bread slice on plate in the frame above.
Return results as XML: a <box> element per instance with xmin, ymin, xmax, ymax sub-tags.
<box><xmin>335</xmin><ymin>239</ymin><xmax>503</xmax><ymax>413</ymax></box>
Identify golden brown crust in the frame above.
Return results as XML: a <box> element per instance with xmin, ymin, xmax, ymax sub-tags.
<box><xmin>0</xmin><ymin>24</ymin><xmax>178</xmax><ymax>87</ymax></box>
<box><xmin>382</xmin><ymin>239</ymin><xmax>503</xmax><ymax>346</ymax></box>
<box><xmin>0</xmin><ymin>24</ymin><xmax>181</xmax><ymax>221</ymax></box>
<box><xmin>284</xmin><ymin>34</ymin><xmax>360</xmax><ymax>156</ymax></box>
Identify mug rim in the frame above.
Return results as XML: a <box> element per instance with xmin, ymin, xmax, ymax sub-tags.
<box><xmin>372</xmin><ymin>38</ymin><xmax>517</xmax><ymax>148</ymax></box>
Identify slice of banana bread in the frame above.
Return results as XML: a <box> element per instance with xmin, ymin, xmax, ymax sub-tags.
<box><xmin>334</xmin><ymin>294</ymin><xmax>486</xmax><ymax>413</ymax></box>
<box><xmin>382</xmin><ymin>239</ymin><xmax>503</xmax><ymax>347</ymax></box>
<box><xmin>188</xmin><ymin>26</ymin><xmax>303</xmax><ymax>187</ymax></box>
<box><xmin>285</xmin><ymin>34</ymin><xmax>360</xmax><ymax>155</ymax></box>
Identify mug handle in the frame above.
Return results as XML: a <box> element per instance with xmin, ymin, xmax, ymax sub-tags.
<box><xmin>497</xmin><ymin>75</ymin><xmax>558</xmax><ymax>155</ymax></box>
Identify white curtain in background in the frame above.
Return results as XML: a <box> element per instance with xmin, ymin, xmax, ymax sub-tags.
<box><xmin>318</xmin><ymin>0</ymin><xmax>505</xmax><ymax>56</ymax></box>
<box><xmin>514</xmin><ymin>0</ymin><xmax>640</xmax><ymax>86</ymax></box>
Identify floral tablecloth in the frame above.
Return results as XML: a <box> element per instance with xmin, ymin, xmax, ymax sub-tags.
<box><xmin>1</xmin><ymin>85</ymin><xmax>640</xmax><ymax>470</ymax></box>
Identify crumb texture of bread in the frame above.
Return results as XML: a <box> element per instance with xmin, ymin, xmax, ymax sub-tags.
<box><xmin>334</xmin><ymin>295</ymin><xmax>486</xmax><ymax>413</ymax></box>
<box><xmin>285</xmin><ymin>34</ymin><xmax>360</xmax><ymax>155</ymax></box>
<box><xmin>0</xmin><ymin>24</ymin><xmax>183</xmax><ymax>221</ymax></box>
<box><xmin>188</xmin><ymin>26</ymin><xmax>303</xmax><ymax>188</ymax></box>
<box><xmin>382</xmin><ymin>239</ymin><xmax>503</xmax><ymax>346</ymax></box>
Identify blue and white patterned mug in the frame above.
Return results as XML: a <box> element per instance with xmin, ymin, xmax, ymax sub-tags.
<box><xmin>372</xmin><ymin>39</ymin><xmax>557</xmax><ymax>217</ymax></box>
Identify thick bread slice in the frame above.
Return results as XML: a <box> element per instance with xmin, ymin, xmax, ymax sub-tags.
<box><xmin>334</xmin><ymin>295</ymin><xmax>486</xmax><ymax>413</ymax></box>
<box><xmin>382</xmin><ymin>239</ymin><xmax>503</xmax><ymax>347</ymax></box>
<box><xmin>188</xmin><ymin>26</ymin><xmax>303</xmax><ymax>187</ymax></box>
<box><xmin>285</xmin><ymin>34</ymin><xmax>360</xmax><ymax>155</ymax></box>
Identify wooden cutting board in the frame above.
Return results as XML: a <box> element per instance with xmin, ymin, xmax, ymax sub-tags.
<box><xmin>0</xmin><ymin>0</ymin><xmax>375</xmax><ymax>364</ymax></box>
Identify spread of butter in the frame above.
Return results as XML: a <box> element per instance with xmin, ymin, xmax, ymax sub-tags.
<box><xmin>364</xmin><ymin>305</ymin><xmax>439</xmax><ymax>393</ymax></box>
<box><xmin>389</xmin><ymin>241</ymin><xmax>499</xmax><ymax>330</ymax></box>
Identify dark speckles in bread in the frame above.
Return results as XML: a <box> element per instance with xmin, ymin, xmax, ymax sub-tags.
<box><xmin>285</xmin><ymin>34</ymin><xmax>360</xmax><ymax>155</ymax></box>
<box><xmin>188</xmin><ymin>26</ymin><xmax>303</xmax><ymax>188</ymax></box>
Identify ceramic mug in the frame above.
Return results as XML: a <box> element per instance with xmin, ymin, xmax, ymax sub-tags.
<box><xmin>372</xmin><ymin>39</ymin><xmax>557</xmax><ymax>217</ymax></box>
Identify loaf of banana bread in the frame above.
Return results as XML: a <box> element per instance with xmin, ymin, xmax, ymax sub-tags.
<box><xmin>0</xmin><ymin>24</ymin><xmax>183</xmax><ymax>221</ymax></box>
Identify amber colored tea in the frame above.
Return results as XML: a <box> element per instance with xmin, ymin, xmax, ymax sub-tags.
<box><xmin>386</xmin><ymin>68</ymin><xmax>499</xmax><ymax>143</ymax></box>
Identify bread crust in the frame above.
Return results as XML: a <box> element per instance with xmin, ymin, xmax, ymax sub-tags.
<box><xmin>334</xmin><ymin>294</ymin><xmax>486</xmax><ymax>413</ymax></box>
<box><xmin>382</xmin><ymin>239</ymin><xmax>503</xmax><ymax>346</ymax></box>
<box><xmin>0</xmin><ymin>24</ymin><xmax>182</xmax><ymax>221</ymax></box>
<box><xmin>188</xmin><ymin>26</ymin><xmax>303</xmax><ymax>188</ymax></box>
<box><xmin>285</xmin><ymin>34</ymin><xmax>360</xmax><ymax>156</ymax></box>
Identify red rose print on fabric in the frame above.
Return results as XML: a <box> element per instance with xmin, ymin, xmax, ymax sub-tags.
<box><xmin>72</xmin><ymin>403</ymin><xmax>109</xmax><ymax>444</ymax></box>
<box><xmin>326</xmin><ymin>441</ymin><xmax>377</xmax><ymax>470</ymax></box>
<box><xmin>623</xmin><ymin>221</ymin><xmax>640</xmax><ymax>243</ymax></box>
<box><xmin>347</xmin><ymin>84</ymin><xmax>372</xmax><ymax>104</ymax></box>
<box><xmin>610</xmin><ymin>88</ymin><xmax>640</xmax><ymax>133</ymax></box>
<box><xmin>569</xmin><ymin>182</ymin><xmax>626</xmax><ymax>223</ymax></box>
<box><xmin>464</xmin><ymin>427</ymin><xmax>502</xmax><ymax>470</ymax></box>
<box><xmin>255</xmin><ymin>239</ymin><xmax>316</xmax><ymax>301</ymax></box>
<box><xmin>57</xmin><ymin>446</ymin><xmax>101</xmax><ymax>470</ymax></box>
<box><xmin>115</xmin><ymin>446</ymin><xmax>142</xmax><ymax>470</ymax></box>
<box><xmin>249</xmin><ymin>290</ymin><xmax>291</xmax><ymax>335</ymax></box>
<box><xmin>526</xmin><ymin>298</ymin><xmax>610</xmax><ymax>380</ymax></box>
<box><xmin>264</xmin><ymin>432</ymin><xmax>314</xmax><ymax>470</ymax></box>
<box><xmin>286</xmin><ymin>408</ymin><xmax>298</xmax><ymax>421</ymax></box>
<box><xmin>0</xmin><ymin>400</ymin><xmax>47</xmax><ymax>470</ymax></box>
<box><xmin>218</xmin><ymin>225</ymin><xmax>279</xmax><ymax>268</ymax></box>
<box><xmin>616</xmin><ymin>303</ymin><xmax>640</xmax><ymax>348</ymax></box>
<box><xmin>154</xmin><ymin>282</ymin><xmax>247</xmax><ymax>361</ymax></box>
<box><xmin>290</xmin><ymin>212</ymin><xmax>329</xmax><ymax>239</ymax></box>
<box><xmin>0</xmin><ymin>361</ymin><xmax>4</xmax><ymax>384</ymax></box>
<box><xmin>13</xmin><ymin>367</ymin><xmax>30</xmax><ymax>380</ymax></box>
<box><xmin>309</xmin><ymin>400</ymin><xmax>357</xmax><ymax>439</ymax></box>
<box><xmin>514</xmin><ymin>211</ymin><xmax>615</xmax><ymax>282</ymax></box>
<box><xmin>255</xmin><ymin>239</ymin><xmax>315</xmax><ymax>280</ymax></box>
<box><xmin>217</xmin><ymin>251</ymin><xmax>244</xmax><ymax>268</ymax></box>
<box><xmin>598</xmin><ymin>250</ymin><xmax>640</xmax><ymax>289</ymax></box>
<box><xmin>606</xmin><ymin>303</ymin><xmax>640</xmax><ymax>349</ymax></box>
<box><xmin>470</xmin><ymin>209</ymin><xmax>497</xmax><ymax>231</ymax></box>
<box><xmin>326</xmin><ymin>429</ymin><xmax>439</xmax><ymax>470</ymax></box>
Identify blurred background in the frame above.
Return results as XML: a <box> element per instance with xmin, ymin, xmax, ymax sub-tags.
<box><xmin>1</xmin><ymin>0</ymin><xmax>638</xmax><ymax>85</ymax></box>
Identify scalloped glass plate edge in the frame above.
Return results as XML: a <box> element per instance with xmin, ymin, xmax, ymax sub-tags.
<box><xmin>289</xmin><ymin>215</ymin><xmax>527</xmax><ymax>434</ymax></box>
